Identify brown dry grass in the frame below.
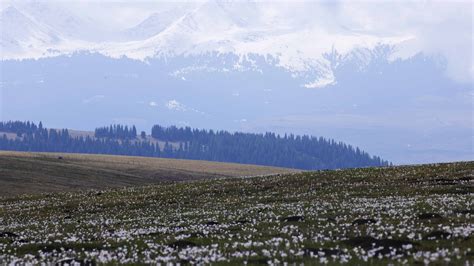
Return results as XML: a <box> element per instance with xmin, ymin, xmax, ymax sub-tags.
<box><xmin>0</xmin><ymin>151</ymin><xmax>298</xmax><ymax>197</ymax></box>
<box><xmin>67</xmin><ymin>129</ymin><xmax>95</xmax><ymax>138</ymax></box>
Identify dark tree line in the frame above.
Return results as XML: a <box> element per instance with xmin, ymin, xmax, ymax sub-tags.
<box><xmin>95</xmin><ymin>124</ymin><xmax>137</xmax><ymax>139</ymax></box>
<box><xmin>0</xmin><ymin>121</ymin><xmax>390</xmax><ymax>170</ymax></box>
<box><xmin>0</xmin><ymin>120</ymin><xmax>44</xmax><ymax>137</ymax></box>
<box><xmin>0</xmin><ymin>121</ymin><xmax>160</xmax><ymax>157</ymax></box>
<box><xmin>151</xmin><ymin>125</ymin><xmax>389</xmax><ymax>169</ymax></box>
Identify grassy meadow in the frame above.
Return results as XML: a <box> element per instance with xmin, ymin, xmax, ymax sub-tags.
<box><xmin>0</xmin><ymin>160</ymin><xmax>472</xmax><ymax>264</ymax></box>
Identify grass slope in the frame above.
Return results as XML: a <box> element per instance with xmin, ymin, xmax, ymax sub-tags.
<box><xmin>0</xmin><ymin>151</ymin><xmax>297</xmax><ymax>197</ymax></box>
<box><xmin>0</xmin><ymin>161</ymin><xmax>472</xmax><ymax>264</ymax></box>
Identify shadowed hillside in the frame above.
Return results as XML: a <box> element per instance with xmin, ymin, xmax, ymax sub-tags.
<box><xmin>0</xmin><ymin>151</ymin><xmax>298</xmax><ymax>197</ymax></box>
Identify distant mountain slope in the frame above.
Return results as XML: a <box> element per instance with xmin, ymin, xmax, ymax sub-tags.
<box><xmin>121</xmin><ymin>7</ymin><xmax>193</xmax><ymax>41</ymax></box>
<box><xmin>0</xmin><ymin>51</ymin><xmax>471</xmax><ymax>164</ymax></box>
<box><xmin>0</xmin><ymin>6</ymin><xmax>62</xmax><ymax>56</ymax></box>
<box><xmin>0</xmin><ymin>0</ymin><xmax>410</xmax><ymax>87</ymax></box>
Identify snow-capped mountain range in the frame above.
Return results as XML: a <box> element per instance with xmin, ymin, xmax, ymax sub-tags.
<box><xmin>1</xmin><ymin>0</ymin><xmax>415</xmax><ymax>88</ymax></box>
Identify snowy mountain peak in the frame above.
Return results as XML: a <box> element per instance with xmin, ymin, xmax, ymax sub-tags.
<box><xmin>124</xmin><ymin>12</ymin><xmax>177</xmax><ymax>41</ymax></box>
<box><xmin>15</xmin><ymin>1</ymin><xmax>98</xmax><ymax>40</ymax></box>
<box><xmin>0</xmin><ymin>4</ymin><xmax>62</xmax><ymax>57</ymax></box>
<box><xmin>1</xmin><ymin>5</ymin><xmax>20</xmax><ymax>17</ymax></box>
<box><xmin>1</xmin><ymin>1</ymin><xmax>414</xmax><ymax>87</ymax></box>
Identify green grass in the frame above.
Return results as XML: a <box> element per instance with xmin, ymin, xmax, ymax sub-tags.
<box><xmin>0</xmin><ymin>161</ymin><xmax>473</xmax><ymax>264</ymax></box>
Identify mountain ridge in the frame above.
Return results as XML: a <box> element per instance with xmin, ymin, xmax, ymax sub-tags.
<box><xmin>0</xmin><ymin>1</ymin><xmax>412</xmax><ymax>89</ymax></box>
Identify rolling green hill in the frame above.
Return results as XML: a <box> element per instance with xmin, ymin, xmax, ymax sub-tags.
<box><xmin>0</xmin><ymin>151</ymin><xmax>298</xmax><ymax>197</ymax></box>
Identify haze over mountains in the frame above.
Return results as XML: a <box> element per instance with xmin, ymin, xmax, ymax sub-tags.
<box><xmin>0</xmin><ymin>0</ymin><xmax>472</xmax><ymax>164</ymax></box>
